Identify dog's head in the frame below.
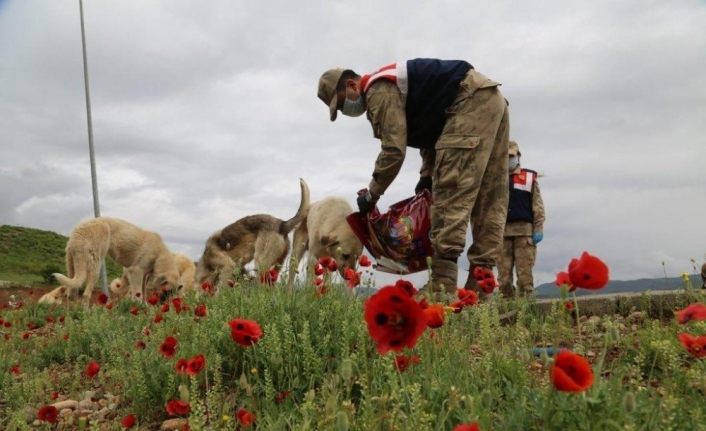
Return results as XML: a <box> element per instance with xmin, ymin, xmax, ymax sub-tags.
<box><xmin>320</xmin><ymin>233</ymin><xmax>364</xmax><ymax>275</ymax></box>
<box><xmin>38</xmin><ymin>286</ymin><xmax>68</xmax><ymax>305</ymax></box>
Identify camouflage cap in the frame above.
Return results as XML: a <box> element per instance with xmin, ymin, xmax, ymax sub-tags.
<box><xmin>509</xmin><ymin>141</ymin><xmax>521</xmax><ymax>156</ymax></box>
<box><xmin>318</xmin><ymin>68</ymin><xmax>347</xmax><ymax>122</ymax></box>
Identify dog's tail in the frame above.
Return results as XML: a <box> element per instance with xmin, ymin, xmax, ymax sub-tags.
<box><xmin>281</xmin><ymin>178</ymin><xmax>310</xmax><ymax>234</ymax></box>
<box><xmin>53</xmin><ymin>250</ymin><xmax>87</xmax><ymax>290</ymax></box>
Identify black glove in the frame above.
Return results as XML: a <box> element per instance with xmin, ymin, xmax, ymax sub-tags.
<box><xmin>356</xmin><ymin>189</ymin><xmax>378</xmax><ymax>214</ymax></box>
<box><xmin>415</xmin><ymin>176</ymin><xmax>432</xmax><ymax>194</ymax></box>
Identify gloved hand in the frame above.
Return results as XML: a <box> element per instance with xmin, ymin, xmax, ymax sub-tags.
<box><xmin>415</xmin><ymin>176</ymin><xmax>432</xmax><ymax>194</ymax></box>
<box><xmin>356</xmin><ymin>189</ymin><xmax>378</xmax><ymax>214</ymax></box>
<box><xmin>532</xmin><ymin>231</ymin><xmax>543</xmax><ymax>245</ymax></box>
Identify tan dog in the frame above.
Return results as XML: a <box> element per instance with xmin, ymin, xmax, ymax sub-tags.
<box><xmin>287</xmin><ymin>197</ymin><xmax>363</xmax><ymax>286</ymax></box>
<box><xmin>41</xmin><ymin>217</ymin><xmax>180</xmax><ymax>306</ymax></box>
<box><xmin>111</xmin><ymin>253</ymin><xmax>196</xmax><ymax>301</ymax></box>
<box><xmin>196</xmin><ymin>179</ymin><xmax>310</xmax><ymax>287</ymax></box>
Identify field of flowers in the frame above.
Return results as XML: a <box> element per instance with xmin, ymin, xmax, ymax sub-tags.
<box><xmin>1</xmin><ymin>254</ymin><xmax>706</xmax><ymax>431</ymax></box>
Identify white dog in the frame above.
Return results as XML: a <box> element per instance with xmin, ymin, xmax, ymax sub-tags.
<box><xmin>287</xmin><ymin>197</ymin><xmax>363</xmax><ymax>286</ymax></box>
<box><xmin>41</xmin><ymin>217</ymin><xmax>180</xmax><ymax>306</ymax></box>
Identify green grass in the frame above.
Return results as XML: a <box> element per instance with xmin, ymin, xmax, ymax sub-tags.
<box><xmin>0</xmin><ymin>224</ymin><xmax>120</xmax><ymax>285</ymax></box>
<box><xmin>1</xmin><ymin>276</ymin><xmax>706</xmax><ymax>430</ymax></box>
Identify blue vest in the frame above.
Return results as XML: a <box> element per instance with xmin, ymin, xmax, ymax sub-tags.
<box><xmin>406</xmin><ymin>59</ymin><xmax>472</xmax><ymax>149</ymax></box>
<box><xmin>507</xmin><ymin>169</ymin><xmax>536</xmax><ymax>223</ymax></box>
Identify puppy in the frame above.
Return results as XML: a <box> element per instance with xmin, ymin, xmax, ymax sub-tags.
<box><xmin>196</xmin><ymin>179</ymin><xmax>310</xmax><ymax>287</ymax></box>
<box><xmin>110</xmin><ymin>253</ymin><xmax>196</xmax><ymax>301</ymax></box>
<box><xmin>287</xmin><ymin>197</ymin><xmax>363</xmax><ymax>287</ymax></box>
<box><xmin>43</xmin><ymin>217</ymin><xmax>180</xmax><ymax>307</ymax></box>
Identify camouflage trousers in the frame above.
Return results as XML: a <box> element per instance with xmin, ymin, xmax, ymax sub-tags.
<box><xmin>430</xmin><ymin>70</ymin><xmax>510</xmax><ymax>272</ymax></box>
<box><xmin>498</xmin><ymin>235</ymin><xmax>537</xmax><ymax>297</ymax></box>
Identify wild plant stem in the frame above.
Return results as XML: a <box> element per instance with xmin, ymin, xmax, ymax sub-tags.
<box><xmin>573</xmin><ymin>291</ymin><xmax>581</xmax><ymax>340</ymax></box>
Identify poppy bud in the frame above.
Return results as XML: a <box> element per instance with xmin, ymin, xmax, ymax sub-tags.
<box><xmin>622</xmin><ymin>391</ymin><xmax>635</xmax><ymax>413</ymax></box>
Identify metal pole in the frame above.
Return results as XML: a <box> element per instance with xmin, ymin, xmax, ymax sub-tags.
<box><xmin>79</xmin><ymin>0</ymin><xmax>108</xmax><ymax>293</ymax></box>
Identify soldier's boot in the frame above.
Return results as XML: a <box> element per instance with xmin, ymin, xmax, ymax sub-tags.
<box><xmin>419</xmin><ymin>258</ymin><xmax>458</xmax><ymax>303</ymax></box>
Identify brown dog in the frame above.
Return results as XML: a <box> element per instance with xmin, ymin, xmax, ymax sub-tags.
<box><xmin>287</xmin><ymin>197</ymin><xmax>363</xmax><ymax>286</ymax></box>
<box><xmin>42</xmin><ymin>217</ymin><xmax>180</xmax><ymax>306</ymax></box>
<box><xmin>196</xmin><ymin>179</ymin><xmax>310</xmax><ymax>287</ymax></box>
<box><xmin>111</xmin><ymin>252</ymin><xmax>196</xmax><ymax>301</ymax></box>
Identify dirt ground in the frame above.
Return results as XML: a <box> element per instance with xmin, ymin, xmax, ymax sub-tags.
<box><xmin>0</xmin><ymin>284</ymin><xmax>107</xmax><ymax>308</ymax></box>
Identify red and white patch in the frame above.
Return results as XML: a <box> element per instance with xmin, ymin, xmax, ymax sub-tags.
<box><xmin>513</xmin><ymin>170</ymin><xmax>534</xmax><ymax>192</ymax></box>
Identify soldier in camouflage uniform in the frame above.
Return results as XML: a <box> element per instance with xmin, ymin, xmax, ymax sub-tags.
<box><xmin>317</xmin><ymin>59</ymin><xmax>509</xmax><ymax>299</ymax></box>
<box><xmin>496</xmin><ymin>141</ymin><xmax>545</xmax><ymax>297</ymax></box>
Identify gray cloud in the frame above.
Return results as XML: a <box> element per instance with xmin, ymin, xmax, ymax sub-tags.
<box><xmin>1</xmin><ymin>0</ymin><xmax>705</xmax><ymax>287</ymax></box>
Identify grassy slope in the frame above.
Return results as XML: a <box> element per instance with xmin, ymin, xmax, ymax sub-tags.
<box><xmin>1</xmin><ymin>279</ymin><xmax>705</xmax><ymax>430</ymax></box>
<box><xmin>0</xmin><ymin>224</ymin><xmax>120</xmax><ymax>284</ymax></box>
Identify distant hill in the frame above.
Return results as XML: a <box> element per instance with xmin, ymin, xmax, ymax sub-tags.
<box><xmin>0</xmin><ymin>224</ymin><xmax>120</xmax><ymax>285</ymax></box>
<box><xmin>535</xmin><ymin>274</ymin><xmax>704</xmax><ymax>298</ymax></box>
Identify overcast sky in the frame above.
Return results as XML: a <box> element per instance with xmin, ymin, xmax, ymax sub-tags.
<box><xmin>1</xmin><ymin>0</ymin><xmax>705</xmax><ymax>287</ymax></box>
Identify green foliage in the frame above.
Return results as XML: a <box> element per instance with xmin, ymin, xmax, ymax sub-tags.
<box><xmin>1</xmin><ymin>280</ymin><xmax>706</xmax><ymax>430</ymax></box>
<box><xmin>0</xmin><ymin>224</ymin><xmax>121</xmax><ymax>285</ymax></box>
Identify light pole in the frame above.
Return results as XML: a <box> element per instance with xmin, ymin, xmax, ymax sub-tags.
<box><xmin>79</xmin><ymin>0</ymin><xmax>108</xmax><ymax>293</ymax></box>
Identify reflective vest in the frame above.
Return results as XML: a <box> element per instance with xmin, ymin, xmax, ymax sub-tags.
<box><xmin>507</xmin><ymin>169</ymin><xmax>536</xmax><ymax>223</ymax></box>
<box><xmin>360</xmin><ymin>58</ymin><xmax>472</xmax><ymax>149</ymax></box>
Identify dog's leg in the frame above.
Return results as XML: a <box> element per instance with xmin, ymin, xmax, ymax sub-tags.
<box><xmin>82</xmin><ymin>257</ymin><xmax>100</xmax><ymax>308</ymax></box>
<box><xmin>254</xmin><ymin>232</ymin><xmax>288</xmax><ymax>285</ymax></box>
<box><xmin>286</xmin><ymin>222</ymin><xmax>309</xmax><ymax>288</ymax></box>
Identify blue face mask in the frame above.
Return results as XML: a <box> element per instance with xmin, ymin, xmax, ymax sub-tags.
<box><xmin>509</xmin><ymin>156</ymin><xmax>520</xmax><ymax>171</ymax></box>
<box><xmin>342</xmin><ymin>95</ymin><xmax>366</xmax><ymax>117</ymax></box>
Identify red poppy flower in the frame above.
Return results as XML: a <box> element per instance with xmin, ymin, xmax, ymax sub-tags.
<box><xmin>27</xmin><ymin>322</ymin><xmax>38</xmax><ymax>330</ymax></box>
<box><xmin>201</xmin><ymin>281</ymin><xmax>216</xmax><ymax>295</ymax></box>
<box><xmin>568</xmin><ymin>251</ymin><xmax>609</xmax><ymax>290</ymax></box>
<box><xmin>315</xmin><ymin>285</ymin><xmax>328</xmax><ymax>297</ymax></box>
<box><xmin>10</xmin><ymin>364</ymin><xmax>21</xmax><ymax>375</ymax></box>
<box><xmin>678</xmin><ymin>333</ymin><xmax>706</xmax><ymax>358</ymax></box>
<box><xmin>135</xmin><ymin>340</ymin><xmax>146</xmax><ymax>350</ymax></box>
<box><xmin>121</xmin><ymin>414</ymin><xmax>137</xmax><ymax>428</ymax></box>
<box><xmin>318</xmin><ymin>256</ymin><xmax>333</xmax><ymax>269</ymax></box>
<box><xmin>275</xmin><ymin>390</ymin><xmax>291</xmax><ymax>404</ymax></box>
<box><xmin>472</xmin><ymin>267</ymin><xmax>497</xmax><ymax>293</ymax></box>
<box><xmin>147</xmin><ymin>294</ymin><xmax>160</xmax><ymax>305</ymax></box>
<box><xmin>106</xmin><ymin>303</ymin><xmax>114</xmax><ymax>310</ymax></box>
<box><xmin>63</xmin><ymin>334</ymin><xmax>69</xmax><ymax>341</ymax></box>
<box><xmin>3</xmin><ymin>321</ymin><xmax>11</xmax><ymax>328</ymax></box>
<box><xmin>85</xmin><ymin>360</ymin><xmax>101</xmax><ymax>378</ymax></box>
<box><xmin>424</xmin><ymin>304</ymin><xmax>445</xmax><ymax>328</ymax></box>
<box><xmin>359</xmin><ymin>255</ymin><xmax>372</xmax><ymax>267</ymax></box>
<box><xmin>555</xmin><ymin>271</ymin><xmax>574</xmax><ymax>291</ymax></box>
<box><xmin>343</xmin><ymin>268</ymin><xmax>360</xmax><ymax>288</ymax></box>
<box><xmin>452</xmin><ymin>423</ymin><xmax>480</xmax><ymax>431</ymax></box>
<box><xmin>172</xmin><ymin>298</ymin><xmax>184</xmax><ymax>314</ymax></box>
<box><xmin>161</xmin><ymin>303</ymin><xmax>170</xmax><ymax>313</ymax></box>
<box><xmin>130</xmin><ymin>306</ymin><xmax>139</xmax><ymax>316</ymax></box>
<box><xmin>37</xmin><ymin>405</ymin><xmax>59</xmax><ymax>423</ymax></box>
<box><xmin>175</xmin><ymin>358</ymin><xmax>189</xmax><ymax>374</ymax></box>
<box><xmin>165</xmin><ymin>399</ymin><xmax>191</xmax><ymax>416</ymax></box>
<box><xmin>51</xmin><ymin>391</ymin><xmax>59</xmax><ymax>400</ymax></box>
<box><xmin>363</xmin><ymin>285</ymin><xmax>427</xmax><ymax>354</ymax></box>
<box><xmin>676</xmin><ymin>303</ymin><xmax>706</xmax><ymax>324</ymax></box>
<box><xmin>451</xmin><ymin>289</ymin><xmax>479</xmax><ymax>313</ymax></box>
<box><xmin>394</xmin><ymin>279</ymin><xmax>417</xmax><ymax>297</ymax></box>
<box><xmin>154</xmin><ymin>313</ymin><xmax>164</xmax><ymax>324</ymax></box>
<box><xmin>394</xmin><ymin>354</ymin><xmax>421</xmax><ymax>372</ymax></box>
<box><xmin>97</xmin><ymin>293</ymin><xmax>108</xmax><ymax>305</ymax></box>
<box><xmin>314</xmin><ymin>263</ymin><xmax>325</xmax><ymax>276</ymax></box>
<box><xmin>159</xmin><ymin>336</ymin><xmax>178</xmax><ymax>358</ymax></box>
<box><xmin>22</xmin><ymin>332</ymin><xmax>30</xmax><ymax>340</ymax></box>
<box><xmin>565</xmin><ymin>300</ymin><xmax>574</xmax><ymax>311</ymax></box>
<box><xmin>46</xmin><ymin>316</ymin><xmax>55</xmax><ymax>324</ymax></box>
<box><xmin>194</xmin><ymin>304</ymin><xmax>207</xmax><ymax>318</ymax></box>
<box><xmin>551</xmin><ymin>350</ymin><xmax>594</xmax><ymax>392</ymax></box>
<box><xmin>187</xmin><ymin>354</ymin><xmax>206</xmax><ymax>376</ymax></box>
<box><xmin>326</xmin><ymin>259</ymin><xmax>338</xmax><ymax>272</ymax></box>
<box><xmin>259</xmin><ymin>268</ymin><xmax>279</xmax><ymax>284</ymax></box>
<box><xmin>236</xmin><ymin>408</ymin><xmax>255</xmax><ymax>426</ymax></box>
<box><xmin>228</xmin><ymin>319</ymin><xmax>263</xmax><ymax>347</ymax></box>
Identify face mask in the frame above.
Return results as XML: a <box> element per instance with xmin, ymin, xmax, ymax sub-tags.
<box><xmin>509</xmin><ymin>156</ymin><xmax>520</xmax><ymax>171</ymax></box>
<box><xmin>341</xmin><ymin>95</ymin><xmax>366</xmax><ymax>117</ymax></box>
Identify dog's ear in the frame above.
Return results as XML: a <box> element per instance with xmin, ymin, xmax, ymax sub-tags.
<box><xmin>321</xmin><ymin>235</ymin><xmax>340</xmax><ymax>248</ymax></box>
